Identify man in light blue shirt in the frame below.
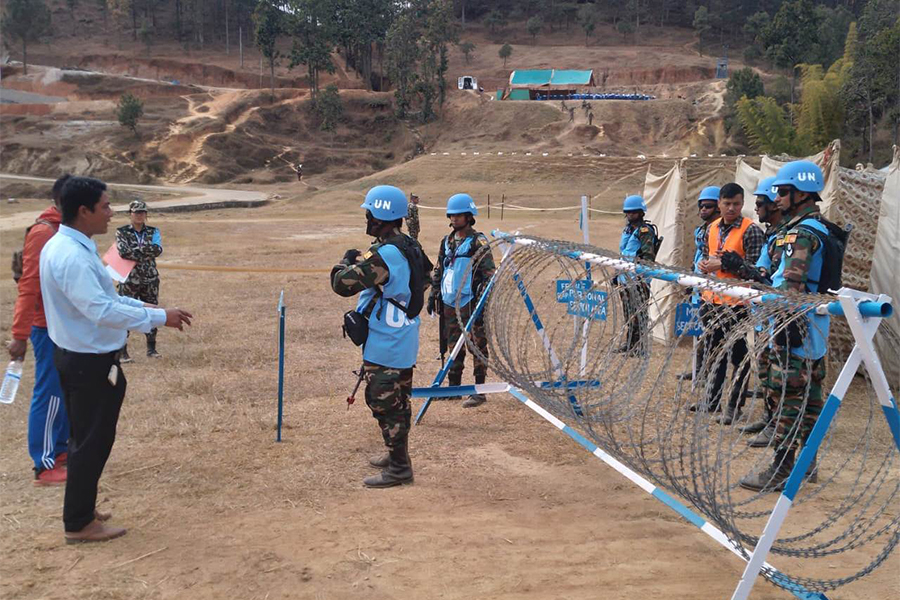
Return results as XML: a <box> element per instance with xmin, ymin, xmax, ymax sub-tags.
<box><xmin>40</xmin><ymin>176</ymin><xmax>192</xmax><ymax>544</ymax></box>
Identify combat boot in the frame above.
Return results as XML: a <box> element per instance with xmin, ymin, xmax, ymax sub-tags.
<box><xmin>146</xmin><ymin>330</ymin><xmax>161</xmax><ymax>358</ymax></box>
<box><xmin>748</xmin><ymin>422</ymin><xmax>776</xmax><ymax>447</ymax></box>
<box><xmin>441</xmin><ymin>374</ymin><xmax>463</xmax><ymax>401</ymax></box>
<box><xmin>739</xmin><ymin>406</ymin><xmax>772</xmax><ymax>435</ymax></box>
<box><xmin>120</xmin><ymin>345</ymin><xmax>133</xmax><ymax>364</ymax></box>
<box><xmin>739</xmin><ymin>447</ymin><xmax>795</xmax><ymax>493</ymax></box>
<box><xmin>462</xmin><ymin>394</ymin><xmax>486</xmax><ymax>408</ymax></box>
<box><xmin>715</xmin><ymin>406</ymin><xmax>744</xmax><ymax>425</ymax></box>
<box><xmin>363</xmin><ymin>443</ymin><xmax>413</xmax><ymax>488</ymax></box>
<box><xmin>368</xmin><ymin>453</ymin><xmax>389</xmax><ymax>469</ymax></box>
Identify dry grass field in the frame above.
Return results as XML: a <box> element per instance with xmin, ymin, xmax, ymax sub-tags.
<box><xmin>1</xmin><ymin>161</ymin><xmax>897</xmax><ymax>600</ymax></box>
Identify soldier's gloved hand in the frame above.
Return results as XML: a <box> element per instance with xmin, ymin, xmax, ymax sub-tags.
<box><xmin>720</xmin><ymin>251</ymin><xmax>744</xmax><ymax>276</ymax></box>
<box><xmin>426</xmin><ymin>292</ymin><xmax>438</xmax><ymax>316</ymax></box>
<box><xmin>341</xmin><ymin>249</ymin><xmax>361</xmax><ymax>266</ymax></box>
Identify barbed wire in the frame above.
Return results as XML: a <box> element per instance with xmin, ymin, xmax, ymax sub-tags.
<box><xmin>459</xmin><ymin>233</ymin><xmax>899</xmax><ymax>593</ymax></box>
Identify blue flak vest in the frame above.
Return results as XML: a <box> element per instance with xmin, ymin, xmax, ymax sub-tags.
<box><xmin>441</xmin><ymin>234</ymin><xmax>478</xmax><ymax>307</ymax></box>
<box><xmin>691</xmin><ymin>224</ymin><xmax>706</xmax><ymax>303</ymax></box>
<box><xmin>356</xmin><ymin>244</ymin><xmax>420</xmax><ymax>369</ymax></box>
<box><xmin>771</xmin><ymin>218</ymin><xmax>829</xmax><ymax>360</ymax></box>
<box><xmin>618</xmin><ymin>224</ymin><xmax>646</xmax><ymax>284</ymax></box>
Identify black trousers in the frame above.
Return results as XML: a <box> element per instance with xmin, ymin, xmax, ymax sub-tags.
<box><xmin>700</xmin><ymin>304</ymin><xmax>750</xmax><ymax>411</ymax></box>
<box><xmin>54</xmin><ymin>348</ymin><xmax>126</xmax><ymax>532</ymax></box>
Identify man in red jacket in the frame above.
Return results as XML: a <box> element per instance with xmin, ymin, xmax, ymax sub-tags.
<box><xmin>8</xmin><ymin>175</ymin><xmax>71</xmax><ymax>486</ymax></box>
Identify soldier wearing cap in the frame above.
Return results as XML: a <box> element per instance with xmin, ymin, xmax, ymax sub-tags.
<box><xmin>116</xmin><ymin>200</ymin><xmax>163</xmax><ymax>361</ymax></box>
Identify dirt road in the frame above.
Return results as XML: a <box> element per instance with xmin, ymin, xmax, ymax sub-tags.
<box><xmin>0</xmin><ymin>174</ymin><xmax>269</xmax><ymax>231</ymax></box>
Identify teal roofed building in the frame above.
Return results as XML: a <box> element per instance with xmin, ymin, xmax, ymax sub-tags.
<box><xmin>506</xmin><ymin>69</ymin><xmax>595</xmax><ymax>99</ymax></box>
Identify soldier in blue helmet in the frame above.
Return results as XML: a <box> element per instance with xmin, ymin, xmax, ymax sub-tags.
<box><xmin>428</xmin><ymin>193</ymin><xmax>496</xmax><ymax>408</ymax></box>
<box><xmin>616</xmin><ymin>195</ymin><xmax>661</xmax><ymax>355</ymax></box>
<box><xmin>677</xmin><ymin>186</ymin><xmax>721</xmax><ymax>381</ymax></box>
<box><xmin>332</xmin><ymin>185</ymin><xmax>429</xmax><ymax>489</ymax></box>
<box><xmin>741</xmin><ymin>160</ymin><xmax>846</xmax><ymax>492</ymax></box>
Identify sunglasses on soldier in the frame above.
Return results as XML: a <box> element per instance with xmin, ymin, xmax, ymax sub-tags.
<box><xmin>776</xmin><ymin>186</ymin><xmax>795</xmax><ymax>197</ymax></box>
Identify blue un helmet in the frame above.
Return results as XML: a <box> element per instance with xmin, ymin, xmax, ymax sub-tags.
<box><xmin>361</xmin><ymin>185</ymin><xmax>408</xmax><ymax>220</ymax></box>
<box><xmin>623</xmin><ymin>195</ymin><xmax>647</xmax><ymax>212</ymax></box>
<box><xmin>446</xmin><ymin>193</ymin><xmax>478</xmax><ymax>216</ymax></box>
<box><xmin>698</xmin><ymin>186</ymin><xmax>720</xmax><ymax>207</ymax></box>
<box><xmin>754</xmin><ymin>176</ymin><xmax>778</xmax><ymax>203</ymax></box>
<box><xmin>771</xmin><ymin>160</ymin><xmax>824</xmax><ymax>194</ymax></box>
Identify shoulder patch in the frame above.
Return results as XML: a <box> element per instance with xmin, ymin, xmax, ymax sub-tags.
<box><xmin>639</xmin><ymin>226</ymin><xmax>649</xmax><ymax>233</ymax></box>
<box><xmin>362</xmin><ymin>251</ymin><xmax>374</xmax><ymax>260</ymax></box>
<box><xmin>784</xmin><ymin>234</ymin><xmax>798</xmax><ymax>244</ymax></box>
<box><xmin>775</xmin><ymin>238</ymin><xmax>785</xmax><ymax>246</ymax></box>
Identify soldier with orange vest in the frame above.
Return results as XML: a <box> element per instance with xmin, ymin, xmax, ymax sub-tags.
<box><xmin>694</xmin><ymin>183</ymin><xmax>765</xmax><ymax>422</ymax></box>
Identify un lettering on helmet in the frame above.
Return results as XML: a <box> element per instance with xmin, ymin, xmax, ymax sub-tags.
<box><xmin>374</xmin><ymin>199</ymin><xmax>391</xmax><ymax>211</ymax></box>
<box><xmin>798</xmin><ymin>172</ymin><xmax>817</xmax><ymax>183</ymax></box>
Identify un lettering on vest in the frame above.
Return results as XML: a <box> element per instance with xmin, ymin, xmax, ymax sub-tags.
<box><xmin>384</xmin><ymin>303</ymin><xmax>413</xmax><ymax>328</ymax></box>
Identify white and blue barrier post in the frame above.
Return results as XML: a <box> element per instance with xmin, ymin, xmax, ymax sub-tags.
<box><xmin>731</xmin><ymin>289</ymin><xmax>898</xmax><ymax>600</ymax></box>
<box><xmin>491</xmin><ymin>231</ymin><xmax>898</xmax><ymax>598</ymax></box>
<box><xmin>276</xmin><ymin>290</ymin><xmax>286</xmax><ymax>442</ymax></box>
<box><xmin>414</xmin><ymin>244</ymin><xmax>514</xmax><ymax>424</ymax></box>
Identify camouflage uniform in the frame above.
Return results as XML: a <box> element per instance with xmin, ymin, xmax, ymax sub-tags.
<box><xmin>406</xmin><ymin>201</ymin><xmax>420</xmax><ymax>241</ymax></box>
<box><xmin>431</xmin><ymin>228</ymin><xmax>496</xmax><ymax>386</ymax></box>
<box><xmin>331</xmin><ymin>231</ymin><xmax>413</xmax><ymax>451</ymax></box>
<box><xmin>116</xmin><ymin>222</ymin><xmax>162</xmax><ymax>350</ymax></box>
<box><xmin>769</xmin><ymin>206</ymin><xmax>827</xmax><ymax>451</ymax></box>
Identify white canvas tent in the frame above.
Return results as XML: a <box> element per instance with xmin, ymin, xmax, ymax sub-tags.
<box><xmin>871</xmin><ymin>146</ymin><xmax>900</xmax><ymax>385</ymax></box>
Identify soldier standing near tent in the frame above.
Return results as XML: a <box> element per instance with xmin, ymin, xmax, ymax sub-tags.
<box><xmin>721</xmin><ymin>176</ymin><xmax>788</xmax><ymax>445</ymax></box>
<box><xmin>116</xmin><ymin>201</ymin><xmax>163</xmax><ymax>361</ymax></box>
<box><xmin>695</xmin><ymin>183</ymin><xmax>765</xmax><ymax>422</ymax></box>
<box><xmin>741</xmin><ymin>161</ymin><xmax>842</xmax><ymax>492</ymax></box>
<box><xmin>428</xmin><ymin>194</ymin><xmax>496</xmax><ymax>408</ymax></box>
<box><xmin>677</xmin><ymin>186</ymin><xmax>721</xmax><ymax>381</ymax></box>
<box><xmin>615</xmin><ymin>195</ymin><xmax>660</xmax><ymax>355</ymax></box>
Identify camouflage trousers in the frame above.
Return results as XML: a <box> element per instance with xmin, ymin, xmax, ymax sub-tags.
<box><xmin>119</xmin><ymin>278</ymin><xmax>159</xmax><ymax>306</ymax></box>
<box><xmin>762</xmin><ymin>348</ymin><xmax>826</xmax><ymax>450</ymax></box>
<box><xmin>618</xmin><ymin>281</ymin><xmax>650</xmax><ymax>349</ymax></box>
<box><xmin>119</xmin><ymin>279</ymin><xmax>160</xmax><ymax>343</ymax></box>
<box><xmin>363</xmin><ymin>362</ymin><xmax>413</xmax><ymax>450</ymax></box>
<box><xmin>442</xmin><ymin>301</ymin><xmax>488</xmax><ymax>384</ymax></box>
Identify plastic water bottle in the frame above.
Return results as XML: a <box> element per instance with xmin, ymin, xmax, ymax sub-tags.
<box><xmin>0</xmin><ymin>360</ymin><xmax>24</xmax><ymax>405</ymax></box>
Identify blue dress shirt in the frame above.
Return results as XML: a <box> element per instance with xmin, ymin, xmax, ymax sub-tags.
<box><xmin>40</xmin><ymin>225</ymin><xmax>167</xmax><ymax>353</ymax></box>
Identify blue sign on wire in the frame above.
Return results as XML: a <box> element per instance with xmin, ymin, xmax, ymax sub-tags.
<box><xmin>556</xmin><ymin>280</ymin><xmax>607</xmax><ymax>321</ymax></box>
<box><xmin>675</xmin><ymin>302</ymin><xmax>703</xmax><ymax>337</ymax></box>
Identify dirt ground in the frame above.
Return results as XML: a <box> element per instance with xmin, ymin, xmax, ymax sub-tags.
<box><xmin>0</xmin><ymin>170</ymin><xmax>897</xmax><ymax>600</ymax></box>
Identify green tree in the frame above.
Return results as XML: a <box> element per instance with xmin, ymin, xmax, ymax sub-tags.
<box><xmin>735</xmin><ymin>96</ymin><xmax>802</xmax><ymax>155</ymax></box>
<box><xmin>693</xmin><ymin>6</ymin><xmax>711</xmax><ymax>57</ymax></box>
<box><xmin>843</xmin><ymin>2</ymin><xmax>900</xmax><ymax>160</ymax></box>
<box><xmin>117</xmin><ymin>92</ymin><xmax>144</xmax><ymax>136</ymax></box>
<box><xmin>616</xmin><ymin>19</ymin><xmax>633</xmax><ymax>41</ymax></box>
<box><xmin>316</xmin><ymin>83</ymin><xmax>343</xmax><ymax>147</ymax></box>
<box><xmin>526</xmin><ymin>15</ymin><xmax>542</xmax><ymax>44</ymax></box>
<box><xmin>796</xmin><ymin>62</ymin><xmax>848</xmax><ymax>151</ymax></box>
<box><xmin>67</xmin><ymin>0</ymin><xmax>79</xmax><ymax>33</ymax></box>
<box><xmin>499</xmin><ymin>42</ymin><xmax>512</xmax><ymax>67</ymax></box>
<box><xmin>1</xmin><ymin>0</ymin><xmax>51</xmax><ymax>75</ymax></box>
<box><xmin>287</xmin><ymin>0</ymin><xmax>335</xmax><ymax>100</ymax></box>
<box><xmin>760</xmin><ymin>0</ymin><xmax>822</xmax><ymax>71</ymax></box>
<box><xmin>459</xmin><ymin>40</ymin><xmax>475</xmax><ymax>64</ymax></box>
<box><xmin>424</xmin><ymin>0</ymin><xmax>459</xmax><ymax>112</ymax></box>
<box><xmin>253</xmin><ymin>0</ymin><xmax>284</xmax><ymax>99</ymax></box>
<box><xmin>484</xmin><ymin>9</ymin><xmax>506</xmax><ymax>34</ymax></box>
<box><xmin>578</xmin><ymin>3</ymin><xmax>597</xmax><ymax>46</ymax></box>
<box><xmin>813</xmin><ymin>4</ymin><xmax>853</xmax><ymax>69</ymax></box>
<box><xmin>385</xmin><ymin>10</ymin><xmax>420</xmax><ymax>118</ymax></box>
<box><xmin>725</xmin><ymin>68</ymin><xmax>764</xmax><ymax>108</ymax></box>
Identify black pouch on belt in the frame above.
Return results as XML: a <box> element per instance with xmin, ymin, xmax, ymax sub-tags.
<box><xmin>342</xmin><ymin>294</ymin><xmax>379</xmax><ymax>347</ymax></box>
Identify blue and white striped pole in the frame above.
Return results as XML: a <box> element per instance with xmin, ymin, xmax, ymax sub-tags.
<box><xmin>730</xmin><ymin>291</ymin><xmax>898</xmax><ymax>600</ymax></box>
<box><xmin>506</xmin><ymin>386</ymin><xmax>828</xmax><ymax>600</ymax></box>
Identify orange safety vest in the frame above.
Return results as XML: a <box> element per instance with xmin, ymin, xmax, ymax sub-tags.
<box><xmin>701</xmin><ymin>217</ymin><xmax>752</xmax><ymax>305</ymax></box>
